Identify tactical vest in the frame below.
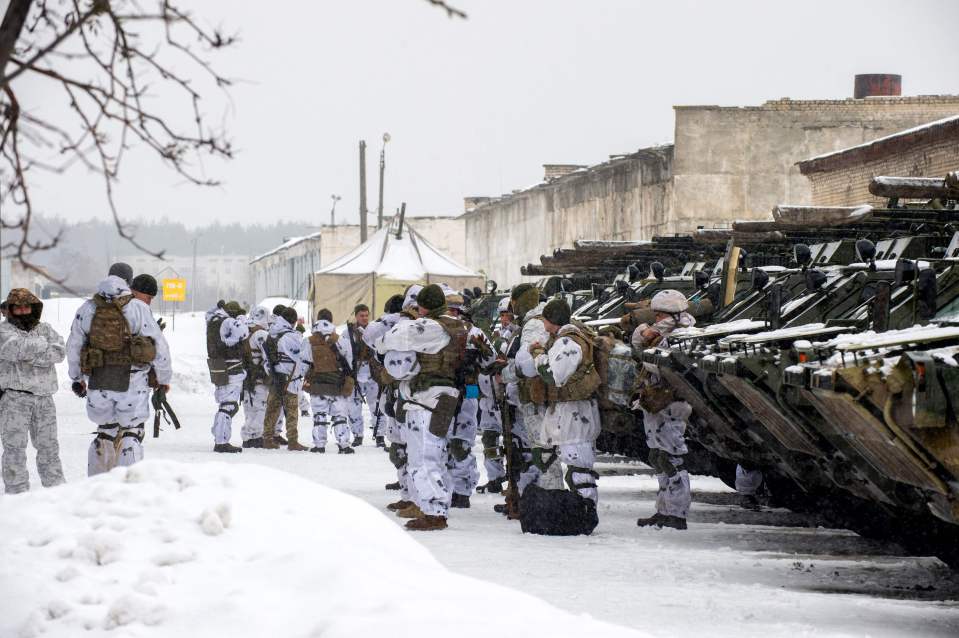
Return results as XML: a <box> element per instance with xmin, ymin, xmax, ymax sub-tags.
<box><xmin>544</xmin><ymin>327</ymin><xmax>601</xmax><ymax>403</ymax></box>
<box><xmin>81</xmin><ymin>294</ymin><xmax>156</xmax><ymax>391</ymax></box>
<box><xmin>515</xmin><ymin>315</ymin><xmax>548</xmax><ymax>405</ymax></box>
<box><xmin>306</xmin><ymin>332</ymin><xmax>353</xmax><ymax>396</ymax></box>
<box><xmin>412</xmin><ymin>315</ymin><xmax>468</xmax><ymax>393</ymax></box>
<box><xmin>207</xmin><ymin>315</ymin><xmax>243</xmax><ymax>361</ymax></box>
<box><xmin>242</xmin><ymin>326</ymin><xmax>268</xmax><ymax>384</ymax></box>
<box><xmin>349</xmin><ymin>324</ymin><xmax>373</xmax><ymax>365</ymax></box>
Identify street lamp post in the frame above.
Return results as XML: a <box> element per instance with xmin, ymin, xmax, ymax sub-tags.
<box><xmin>191</xmin><ymin>233</ymin><xmax>203</xmax><ymax>314</ymax></box>
<box><xmin>377</xmin><ymin>132</ymin><xmax>390</xmax><ymax>229</ymax></box>
<box><xmin>330</xmin><ymin>194</ymin><xmax>341</xmax><ymax>227</ymax></box>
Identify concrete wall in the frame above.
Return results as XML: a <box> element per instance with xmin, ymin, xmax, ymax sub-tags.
<box><xmin>463</xmin><ymin>148</ymin><xmax>673</xmax><ymax>286</ymax></box>
<box><xmin>671</xmin><ymin>96</ymin><xmax>959</xmax><ymax>231</ymax></box>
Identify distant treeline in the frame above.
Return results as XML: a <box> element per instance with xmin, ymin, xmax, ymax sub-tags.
<box><xmin>31</xmin><ymin>216</ymin><xmax>318</xmax><ymax>257</ymax></box>
<box><xmin>17</xmin><ymin>216</ymin><xmax>318</xmax><ymax>292</ymax></box>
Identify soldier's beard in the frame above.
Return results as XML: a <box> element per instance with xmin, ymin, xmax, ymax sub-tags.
<box><xmin>9</xmin><ymin>312</ymin><xmax>39</xmax><ymax>331</ymax></box>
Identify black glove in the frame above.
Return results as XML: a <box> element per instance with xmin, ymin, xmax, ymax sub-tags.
<box><xmin>157</xmin><ymin>317</ymin><xmax>167</xmax><ymax>332</ymax></box>
<box><xmin>71</xmin><ymin>381</ymin><xmax>87</xmax><ymax>398</ymax></box>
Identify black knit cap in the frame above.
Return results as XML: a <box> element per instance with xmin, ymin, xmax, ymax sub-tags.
<box><xmin>272</xmin><ymin>304</ymin><xmax>286</xmax><ymax>316</ymax></box>
<box><xmin>317</xmin><ymin>308</ymin><xmax>333</xmax><ymax>322</ymax></box>
<box><xmin>130</xmin><ymin>274</ymin><xmax>158</xmax><ymax>297</ymax></box>
<box><xmin>108</xmin><ymin>262</ymin><xmax>134</xmax><ymax>285</ymax></box>
<box><xmin>542</xmin><ymin>298</ymin><xmax>571</xmax><ymax>327</ymax></box>
<box><xmin>417</xmin><ymin>284</ymin><xmax>446</xmax><ymax>311</ymax></box>
<box><xmin>280</xmin><ymin>306</ymin><xmax>298</xmax><ymax>325</ymax></box>
<box><xmin>384</xmin><ymin>294</ymin><xmax>404</xmax><ymax>314</ymax></box>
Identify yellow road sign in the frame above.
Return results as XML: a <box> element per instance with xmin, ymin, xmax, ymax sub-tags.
<box><xmin>161</xmin><ymin>278</ymin><xmax>187</xmax><ymax>302</ymax></box>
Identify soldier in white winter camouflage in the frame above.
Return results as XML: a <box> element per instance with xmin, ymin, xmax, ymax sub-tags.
<box><xmin>0</xmin><ymin>288</ymin><xmax>67</xmax><ymax>494</ymax></box>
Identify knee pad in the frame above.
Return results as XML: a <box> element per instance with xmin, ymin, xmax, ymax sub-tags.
<box><xmin>218</xmin><ymin>401</ymin><xmax>240</xmax><ymax>418</ymax></box>
<box><xmin>120</xmin><ymin>425</ymin><xmax>144</xmax><ymax>444</ymax></box>
<box><xmin>565</xmin><ymin>465</ymin><xmax>599</xmax><ymax>492</ymax></box>
<box><xmin>449</xmin><ymin>438</ymin><xmax>471</xmax><ymax>462</ymax></box>
<box><xmin>531</xmin><ymin>447</ymin><xmax>558</xmax><ymax>472</ymax></box>
<box><xmin>388</xmin><ymin>443</ymin><xmax>407</xmax><ymax>469</ymax></box>
<box><xmin>96</xmin><ymin>423</ymin><xmax>119</xmax><ymax>442</ymax></box>
<box><xmin>312</xmin><ymin>413</ymin><xmax>329</xmax><ymax>426</ymax></box>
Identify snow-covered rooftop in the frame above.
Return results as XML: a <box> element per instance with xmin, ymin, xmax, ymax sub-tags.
<box><xmin>249</xmin><ymin>231</ymin><xmax>322</xmax><ymax>264</ymax></box>
<box><xmin>797</xmin><ymin>114</ymin><xmax>959</xmax><ymax>173</ymax></box>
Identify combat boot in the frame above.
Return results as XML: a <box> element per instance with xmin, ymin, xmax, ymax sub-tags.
<box><xmin>275</xmin><ymin>434</ymin><xmax>288</xmax><ymax>445</ymax></box>
<box><xmin>310</xmin><ymin>446</ymin><xmax>325</xmax><ymax>453</ymax></box>
<box><xmin>385</xmin><ymin>481</ymin><xmax>401</xmax><ymax>490</ymax></box>
<box><xmin>351</xmin><ymin>436</ymin><xmax>364</xmax><ymax>448</ymax></box>
<box><xmin>450</xmin><ymin>493</ymin><xmax>471</xmax><ymax>508</ymax></box>
<box><xmin>660</xmin><ymin>516</ymin><xmax>688</xmax><ymax>530</ymax></box>
<box><xmin>338</xmin><ymin>446</ymin><xmax>355</xmax><ymax>455</ymax></box>
<box><xmin>262</xmin><ymin>437</ymin><xmax>280</xmax><ymax>450</ymax></box>
<box><xmin>288</xmin><ymin>441</ymin><xmax>308</xmax><ymax>452</ymax></box>
<box><xmin>396</xmin><ymin>503</ymin><xmax>424</xmax><ymax>519</ymax></box>
<box><xmin>242</xmin><ymin>439</ymin><xmax>257</xmax><ymax>449</ymax></box>
<box><xmin>405</xmin><ymin>515</ymin><xmax>447</xmax><ymax>531</ymax></box>
<box><xmin>387</xmin><ymin>499</ymin><xmax>413</xmax><ymax>511</ymax></box>
<box><xmin>636</xmin><ymin>512</ymin><xmax>667</xmax><ymax>527</ymax></box>
<box><xmin>476</xmin><ymin>478</ymin><xmax>504</xmax><ymax>494</ymax></box>
<box><xmin>214</xmin><ymin>443</ymin><xmax>243</xmax><ymax>454</ymax></box>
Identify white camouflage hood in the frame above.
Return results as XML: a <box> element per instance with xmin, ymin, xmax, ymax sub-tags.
<box><xmin>97</xmin><ymin>276</ymin><xmax>131</xmax><ymax>300</ymax></box>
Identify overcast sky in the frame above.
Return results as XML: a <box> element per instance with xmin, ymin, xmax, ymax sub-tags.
<box><xmin>18</xmin><ymin>0</ymin><xmax>959</xmax><ymax>230</ymax></box>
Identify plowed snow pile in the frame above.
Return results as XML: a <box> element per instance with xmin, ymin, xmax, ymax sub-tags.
<box><xmin>0</xmin><ymin>460</ymin><xmax>647</xmax><ymax>638</ymax></box>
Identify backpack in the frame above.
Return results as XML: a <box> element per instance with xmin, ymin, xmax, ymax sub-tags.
<box><xmin>593</xmin><ymin>334</ymin><xmax>637</xmax><ymax>409</ymax></box>
<box><xmin>519</xmin><ymin>484</ymin><xmax>598</xmax><ymax>536</ymax></box>
<box><xmin>89</xmin><ymin>295</ymin><xmax>133</xmax><ymax>353</ymax></box>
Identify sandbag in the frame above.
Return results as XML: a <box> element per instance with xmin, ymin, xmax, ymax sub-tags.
<box><xmin>519</xmin><ymin>484</ymin><xmax>598</xmax><ymax>536</ymax></box>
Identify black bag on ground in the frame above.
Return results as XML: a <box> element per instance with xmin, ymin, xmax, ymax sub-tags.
<box><xmin>518</xmin><ymin>484</ymin><xmax>598</xmax><ymax>536</ymax></box>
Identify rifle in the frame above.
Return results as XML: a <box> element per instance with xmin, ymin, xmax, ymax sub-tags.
<box><xmin>499</xmin><ymin>388</ymin><xmax>521</xmax><ymax>519</ymax></box>
<box><xmin>152</xmin><ymin>386</ymin><xmax>181</xmax><ymax>438</ymax></box>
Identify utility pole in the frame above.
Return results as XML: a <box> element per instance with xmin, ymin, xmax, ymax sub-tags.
<box><xmin>359</xmin><ymin>140</ymin><xmax>368</xmax><ymax>242</ymax></box>
<box><xmin>330</xmin><ymin>194</ymin><xmax>341</xmax><ymax>227</ymax></box>
<box><xmin>377</xmin><ymin>132</ymin><xmax>390</xmax><ymax>229</ymax></box>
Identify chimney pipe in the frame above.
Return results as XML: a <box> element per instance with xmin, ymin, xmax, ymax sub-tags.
<box><xmin>854</xmin><ymin>74</ymin><xmax>901</xmax><ymax>99</ymax></box>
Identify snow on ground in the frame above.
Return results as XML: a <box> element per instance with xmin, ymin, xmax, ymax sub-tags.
<box><xmin>0</xmin><ymin>461</ymin><xmax>646</xmax><ymax>638</ymax></box>
<box><xmin>2</xmin><ymin>299</ymin><xmax>959</xmax><ymax>637</ymax></box>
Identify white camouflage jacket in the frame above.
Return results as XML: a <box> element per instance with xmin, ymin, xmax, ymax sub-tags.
<box><xmin>0</xmin><ymin>321</ymin><xmax>66</xmax><ymax>396</ymax></box>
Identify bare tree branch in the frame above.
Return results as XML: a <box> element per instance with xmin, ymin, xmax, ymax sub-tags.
<box><xmin>423</xmin><ymin>0</ymin><xmax>468</xmax><ymax>19</ymax></box>
<box><xmin>0</xmin><ymin>0</ymin><xmax>236</xmax><ymax>291</ymax></box>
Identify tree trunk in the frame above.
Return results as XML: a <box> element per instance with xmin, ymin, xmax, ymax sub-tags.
<box><xmin>0</xmin><ymin>0</ymin><xmax>33</xmax><ymax>87</ymax></box>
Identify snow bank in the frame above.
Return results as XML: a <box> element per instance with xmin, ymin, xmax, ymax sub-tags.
<box><xmin>0</xmin><ymin>461</ymin><xmax>648</xmax><ymax>638</ymax></box>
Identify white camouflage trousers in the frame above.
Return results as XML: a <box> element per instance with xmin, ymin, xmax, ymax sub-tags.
<box><xmin>212</xmin><ymin>374</ymin><xmax>244</xmax><ymax>445</ymax></box>
<box><xmin>735</xmin><ymin>465</ymin><xmax>764</xmax><ymax>495</ymax></box>
<box><xmin>557</xmin><ymin>442</ymin><xmax>598</xmax><ymax>504</ymax></box>
<box><xmin>310</xmin><ymin>394</ymin><xmax>351</xmax><ymax>449</ymax></box>
<box><xmin>648</xmin><ymin>448</ymin><xmax>691</xmax><ymax>518</ymax></box>
<box><xmin>86</xmin><ymin>370</ymin><xmax>150</xmax><ymax>475</ymax></box>
<box><xmin>347</xmin><ymin>380</ymin><xmax>378</xmax><ymax>440</ymax></box>
<box><xmin>241</xmin><ymin>383</ymin><xmax>268</xmax><ymax>442</ymax></box>
<box><xmin>405</xmin><ymin>409</ymin><xmax>452</xmax><ymax>517</ymax></box>
<box><xmin>381</xmin><ymin>393</ymin><xmax>411</xmax><ymax>501</ymax></box>
<box><xmin>448</xmin><ymin>397</ymin><xmax>480</xmax><ymax>497</ymax></box>
<box><xmin>0</xmin><ymin>391</ymin><xmax>65</xmax><ymax>494</ymax></box>
<box><xmin>517</xmin><ymin>402</ymin><xmax>564</xmax><ymax>493</ymax></box>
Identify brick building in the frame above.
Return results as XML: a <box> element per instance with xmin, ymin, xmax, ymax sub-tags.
<box><xmin>797</xmin><ymin>115</ymin><xmax>959</xmax><ymax>206</ymax></box>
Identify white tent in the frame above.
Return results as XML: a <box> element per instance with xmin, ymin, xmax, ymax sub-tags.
<box><xmin>311</xmin><ymin>218</ymin><xmax>484</xmax><ymax>322</ymax></box>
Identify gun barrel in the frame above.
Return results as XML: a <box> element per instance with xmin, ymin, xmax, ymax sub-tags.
<box><xmin>869</xmin><ymin>175</ymin><xmax>959</xmax><ymax>200</ymax></box>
